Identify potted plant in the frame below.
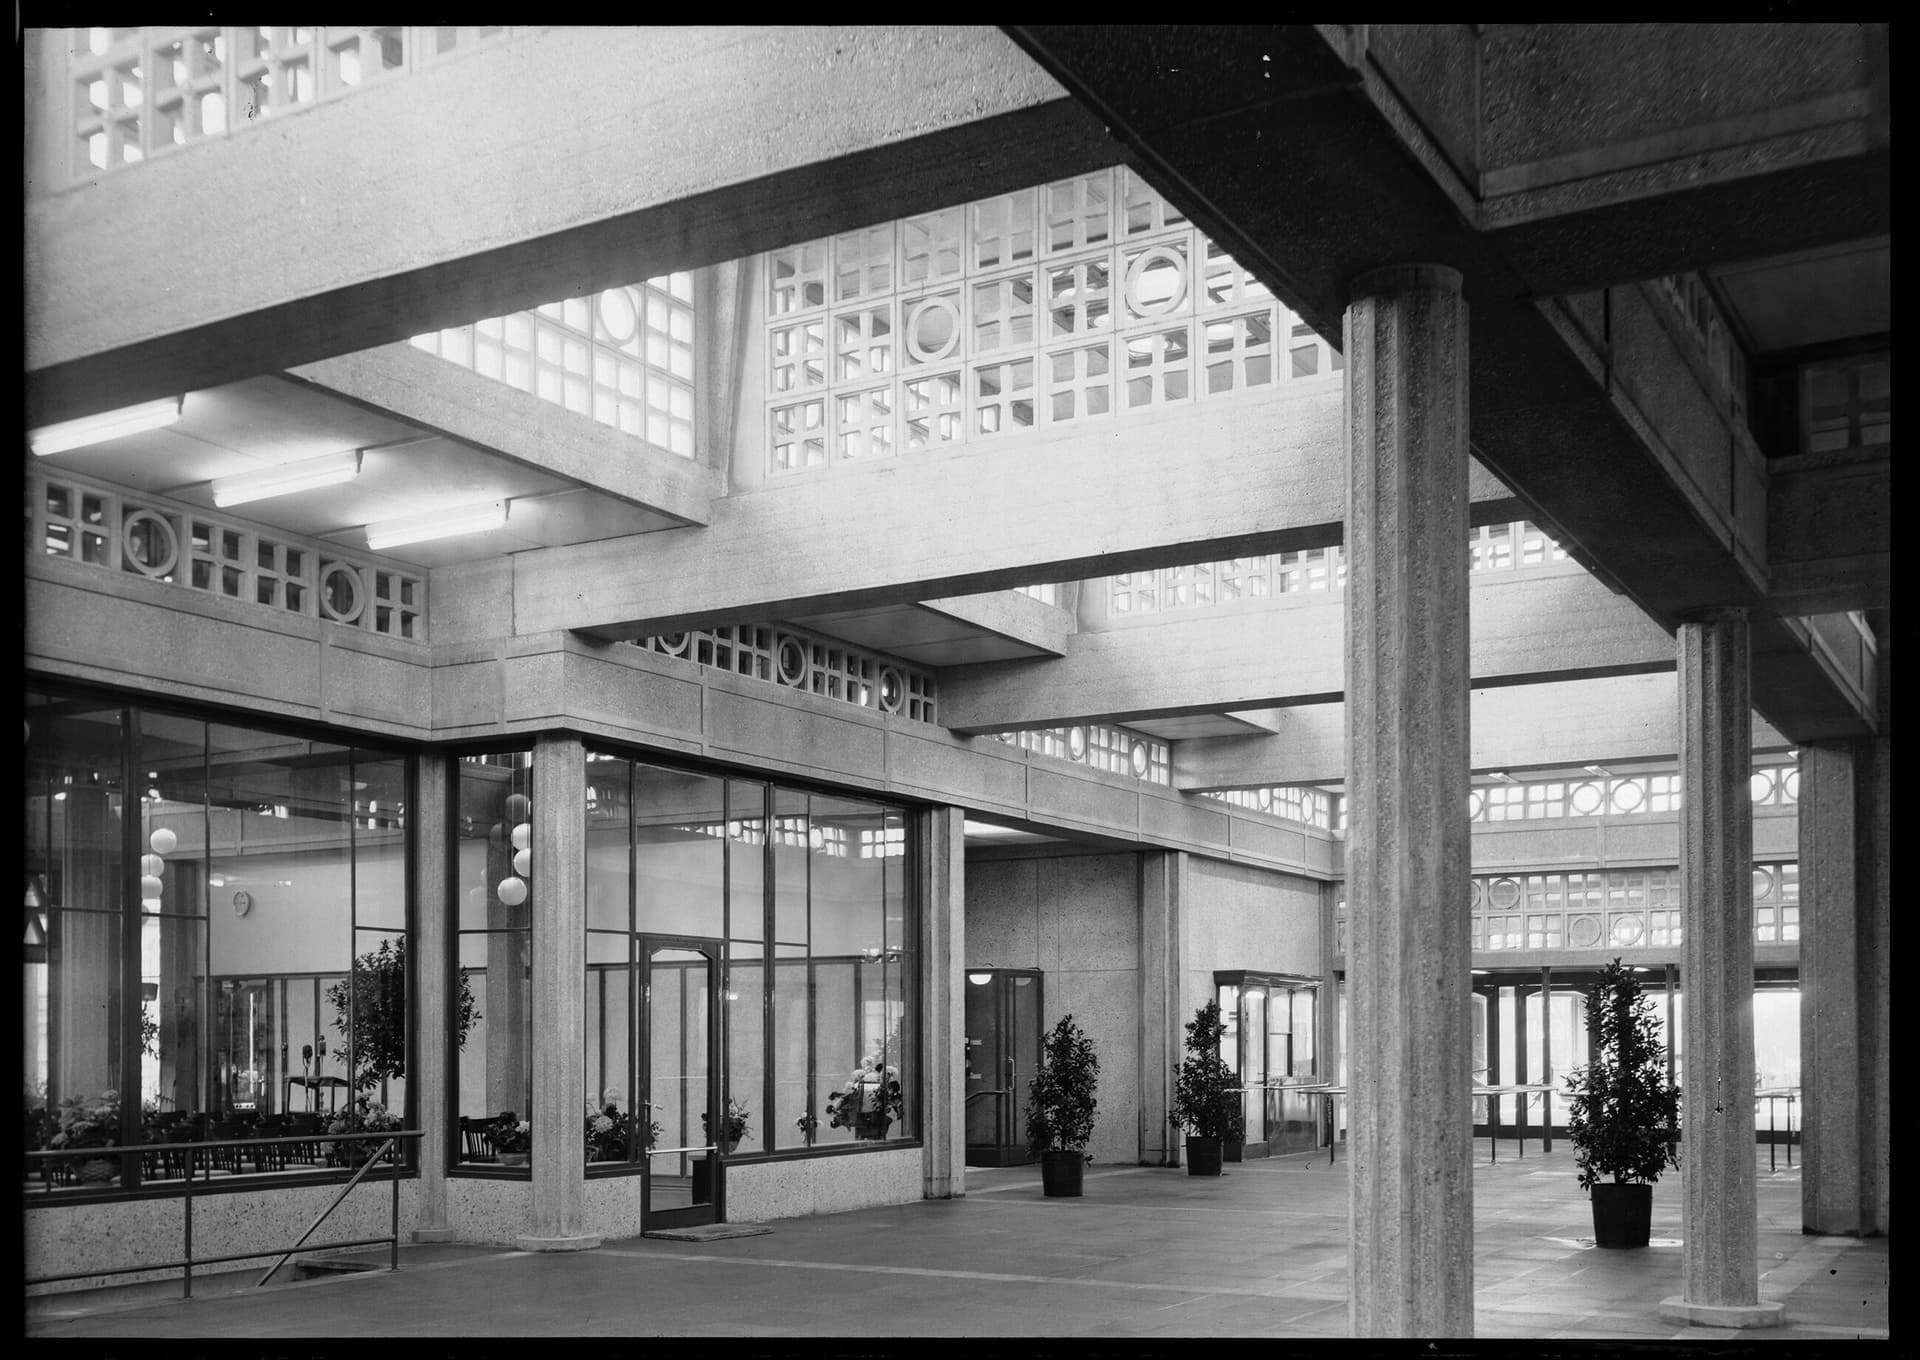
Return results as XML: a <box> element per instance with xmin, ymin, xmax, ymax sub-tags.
<box><xmin>1564</xmin><ymin>958</ymin><xmax>1682</xmax><ymax>1249</ymax></box>
<box><xmin>1169</xmin><ymin>1001</ymin><xmax>1243</xmax><ymax>1176</ymax></box>
<box><xmin>1025</xmin><ymin>1013</ymin><xmax>1099</xmax><ymax>1198</ymax></box>
<box><xmin>586</xmin><ymin>1089</ymin><xmax>651</xmax><ymax>1163</ymax></box>
<box><xmin>825</xmin><ymin>1054</ymin><xmax>904</xmax><ymax>1140</ymax></box>
<box><xmin>47</xmin><ymin>1088</ymin><xmax>122</xmax><ymax>1185</ymax></box>
<box><xmin>702</xmin><ymin>1097</ymin><xmax>751</xmax><ymax>1154</ymax></box>
<box><xmin>326</xmin><ymin>937</ymin><xmax>479</xmax><ymax>1100</ymax></box>
<box><xmin>488</xmin><ymin>1110</ymin><xmax>532</xmax><ymax>1167</ymax></box>
<box><xmin>323</xmin><ymin>1096</ymin><xmax>403</xmax><ymax>1168</ymax></box>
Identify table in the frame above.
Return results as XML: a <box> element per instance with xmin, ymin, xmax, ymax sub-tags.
<box><xmin>1290</xmin><ymin>1084</ymin><xmax>1346</xmax><ymax>1165</ymax></box>
<box><xmin>1755</xmin><ymin>1088</ymin><xmax>1800</xmax><ymax>1170</ymax></box>
<box><xmin>285</xmin><ymin>1074</ymin><xmax>349</xmax><ymax>1115</ymax></box>
<box><xmin>1473</xmin><ymin>1083</ymin><xmax>1554</xmax><ymax>1162</ymax></box>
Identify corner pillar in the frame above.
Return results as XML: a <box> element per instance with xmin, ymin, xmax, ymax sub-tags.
<box><xmin>923</xmin><ymin>806</ymin><xmax>965</xmax><ymax>1199</ymax></box>
<box><xmin>410</xmin><ymin>753</ymin><xmax>454</xmax><ymax>1242</ymax></box>
<box><xmin>1343</xmin><ymin>263</ymin><xmax>1474</xmax><ymax>1338</ymax></box>
<box><xmin>1661</xmin><ymin>609</ymin><xmax>1782</xmax><ymax>1327</ymax></box>
<box><xmin>517</xmin><ymin>733</ymin><xmax>600</xmax><ymax>1252</ymax></box>
<box><xmin>1138</xmin><ymin>850</ymin><xmax>1186</xmax><ymax>1167</ymax></box>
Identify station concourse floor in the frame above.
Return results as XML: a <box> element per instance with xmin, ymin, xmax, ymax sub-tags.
<box><xmin>25</xmin><ymin>1143</ymin><xmax>1886</xmax><ymax>1343</ymax></box>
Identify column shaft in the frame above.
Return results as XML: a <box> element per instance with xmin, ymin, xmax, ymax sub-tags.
<box><xmin>411</xmin><ymin>754</ymin><xmax>453</xmax><ymax>1241</ymax></box>
<box><xmin>922</xmin><ymin>806</ymin><xmax>965</xmax><ymax>1199</ymax></box>
<box><xmin>1798</xmin><ymin>741</ymin><xmax>1863</xmax><ymax>1234</ymax></box>
<box><xmin>1665</xmin><ymin>610</ymin><xmax>1780</xmax><ymax>1325</ymax></box>
<box><xmin>519</xmin><ymin>733</ymin><xmax>598</xmax><ymax>1251</ymax></box>
<box><xmin>1137</xmin><ymin>850</ymin><xmax>1185</xmax><ymax>1166</ymax></box>
<box><xmin>1343</xmin><ymin>264</ymin><xmax>1473</xmax><ymax>1339</ymax></box>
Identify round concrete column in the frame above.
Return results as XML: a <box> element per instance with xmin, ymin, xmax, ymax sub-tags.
<box><xmin>1661</xmin><ymin>608</ymin><xmax>1783</xmax><ymax>1328</ymax></box>
<box><xmin>1343</xmin><ymin>263</ymin><xmax>1475</xmax><ymax>1338</ymax></box>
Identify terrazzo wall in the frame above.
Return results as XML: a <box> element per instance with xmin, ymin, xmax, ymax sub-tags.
<box><xmin>725</xmin><ymin>1146</ymin><xmax>924</xmax><ymax>1222</ymax></box>
<box><xmin>25</xmin><ymin>1177</ymin><xmax>423</xmax><ymax>1294</ymax></box>
<box><xmin>965</xmin><ymin>851</ymin><xmax>1142</xmax><ymax>1167</ymax></box>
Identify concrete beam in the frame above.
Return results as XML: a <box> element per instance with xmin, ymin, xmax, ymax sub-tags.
<box><xmin>1004</xmin><ymin>23</ymin><xmax>1883</xmax><ymax>743</ymax></box>
<box><xmin>917</xmin><ymin>593</ymin><xmax>1074</xmax><ymax>659</ymax></box>
<box><xmin>938</xmin><ymin>568</ymin><xmax>1672</xmax><ymax>733</ymax></box>
<box><xmin>508</xmin><ymin>382</ymin><xmax>1521</xmax><ymax>639</ymax></box>
<box><xmin>1173</xmin><ymin>673</ymin><xmax>1794</xmax><ymax>790</ymax></box>
<box><xmin>27</xmin><ymin>26</ymin><xmax>1116</xmax><ymax>425</ymax></box>
<box><xmin>1766</xmin><ymin>452</ymin><xmax>1892</xmax><ymax>615</ymax></box>
<box><xmin>286</xmin><ymin>347</ymin><xmax>719</xmax><ymax>525</ymax></box>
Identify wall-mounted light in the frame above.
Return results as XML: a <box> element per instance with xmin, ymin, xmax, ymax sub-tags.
<box><xmin>1583</xmin><ymin>764</ymin><xmax>1612</xmax><ymax>778</ymax></box>
<box><xmin>30</xmin><ymin>396</ymin><xmax>184</xmax><ymax>456</ymax></box>
<box><xmin>364</xmin><ymin>499</ymin><xmax>508</xmax><ymax>551</ymax></box>
<box><xmin>212</xmin><ymin>448</ymin><xmax>363</xmax><ymax>507</ymax></box>
<box><xmin>967</xmin><ymin>972</ymin><xmax>993</xmax><ymax>986</ymax></box>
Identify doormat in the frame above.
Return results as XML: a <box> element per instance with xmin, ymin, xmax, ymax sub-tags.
<box><xmin>643</xmin><ymin>1223</ymin><xmax>772</xmax><ymax>1242</ymax></box>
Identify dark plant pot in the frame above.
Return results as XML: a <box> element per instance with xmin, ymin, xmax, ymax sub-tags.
<box><xmin>497</xmin><ymin>1151</ymin><xmax>529</xmax><ymax>1168</ymax></box>
<box><xmin>855</xmin><ymin>1115</ymin><xmax>891</xmax><ymax>1141</ymax></box>
<box><xmin>1590</xmin><ymin>1181</ymin><xmax>1653</xmax><ymax>1249</ymax></box>
<box><xmin>1185</xmin><ymin>1136</ymin><xmax>1224</xmax><ymax>1176</ymax></box>
<box><xmin>1040</xmin><ymin>1150</ymin><xmax>1084</xmax><ymax>1198</ymax></box>
<box><xmin>77</xmin><ymin>1156</ymin><xmax>120</xmax><ymax>1186</ymax></box>
<box><xmin>1223</xmin><ymin>1139</ymin><xmax>1243</xmax><ymax>1163</ymax></box>
<box><xmin>719</xmin><ymin>1139</ymin><xmax>738</xmax><ymax>1156</ymax></box>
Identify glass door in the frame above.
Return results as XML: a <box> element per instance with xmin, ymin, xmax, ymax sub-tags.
<box><xmin>963</xmin><ymin>968</ymin><xmax>1042</xmax><ymax>1166</ymax></box>
<box><xmin>642</xmin><ymin>938</ymin><xmax>721</xmax><ymax>1229</ymax></box>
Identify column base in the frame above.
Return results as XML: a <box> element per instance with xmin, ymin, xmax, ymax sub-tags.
<box><xmin>515</xmin><ymin>1233</ymin><xmax>603</xmax><ymax>1253</ymax></box>
<box><xmin>1659</xmin><ymin>1296</ymin><xmax>1786</xmax><ymax>1328</ymax></box>
<box><xmin>410</xmin><ymin>1228</ymin><xmax>456</xmax><ymax>1244</ymax></box>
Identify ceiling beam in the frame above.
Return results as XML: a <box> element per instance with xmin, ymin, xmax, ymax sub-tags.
<box><xmin>938</xmin><ymin>570</ymin><xmax>1673</xmax><ymax>733</ymax></box>
<box><xmin>26</xmin><ymin>26</ymin><xmax>1116</xmax><ymax>426</ymax></box>
<box><xmin>1173</xmin><ymin>673</ymin><xmax>1794</xmax><ymax>790</ymax></box>
<box><xmin>507</xmin><ymin>382</ymin><xmax>1522</xmax><ymax>639</ymax></box>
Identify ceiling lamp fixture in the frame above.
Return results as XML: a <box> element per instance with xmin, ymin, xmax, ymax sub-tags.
<box><xmin>211</xmin><ymin>448</ymin><xmax>363</xmax><ymax>508</ymax></box>
<box><xmin>364</xmin><ymin>499</ymin><xmax>508</xmax><ymax>551</ymax></box>
<box><xmin>29</xmin><ymin>396</ymin><xmax>184</xmax><ymax>456</ymax></box>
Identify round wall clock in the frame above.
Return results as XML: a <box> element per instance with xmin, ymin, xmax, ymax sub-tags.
<box><xmin>232</xmin><ymin>891</ymin><xmax>253</xmax><ymax>917</ymax></box>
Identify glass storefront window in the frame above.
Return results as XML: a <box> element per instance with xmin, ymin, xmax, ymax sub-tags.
<box><xmin>453</xmin><ymin>750</ymin><xmax>533</xmax><ymax>1168</ymax></box>
<box><xmin>24</xmin><ymin>686</ymin><xmax>412</xmax><ymax>1193</ymax></box>
<box><xmin>580</xmin><ymin>755</ymin><xmax>915</xmax><ymax>1170</ymax></box>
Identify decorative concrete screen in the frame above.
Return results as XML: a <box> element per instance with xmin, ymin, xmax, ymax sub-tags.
<box><xmin>762</xmin><ymin>166</ymin><xmax>1342</xmax><ymax>475</ymax></box>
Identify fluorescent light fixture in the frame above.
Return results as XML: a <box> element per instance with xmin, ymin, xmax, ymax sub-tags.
<box><xmin>1583</xmin><ymin>764</ymin><xmax>1612</xmax><ymax>778</ymax></box>
<box><xmin>30</xmin><ymin>396</ymin><xmax>184</xmax><ymax>456</ymax></box>
<box><xmin>212</xmin><ymin>449</ymin><xmax>362</xmax><ymax>507</ymax></box>
<box><xmin>364</xmin><ymin>499</ymin><xmax>507</xmax><ymax>551</ymax></box>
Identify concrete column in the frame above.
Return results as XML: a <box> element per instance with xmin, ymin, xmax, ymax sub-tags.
<box><xmin>517</xmin><ymin>734</ymin><xmax>599</xmax><ymax>1252</ymax></box>
<box><xmin>1660</xmin><ymin>610</ymin><xmax>1782</xmax><ymax>1327</ymax></box>
<box><xmin>922</xmin><ymin>807</ymin><xmax>965</xmax><ymax>1199</ymax></box>
<box><xmin>1342</xmin><ymin>264</ymin><xmax>1474</xmax><ymax>1339</ymax></box>
<box><xmin>411</xmin><ymin>754</ymin><xmax>454</xmax><ymax>1242</ymax></box>
<box><xmin>1799</xmin><ymin>736</ymin><xmax>1888</xmax><ymax>1236</ymax></box>
<box><xmin>1137</xmin><ymin>851</ymin><xmax>1185</xmax><ymax>1166</ymax></box>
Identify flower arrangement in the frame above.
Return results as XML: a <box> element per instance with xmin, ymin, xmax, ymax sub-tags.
<box><xmin>794</xmin><ymin>1110</ymin><xmax>818</xmax><ymax>1136</ymax></box>
<box><xmin>489</xmin><ymin>1110</ymin><xmax>532</xmax><ymax>1155</ymax></box>
<box><xmin>323</xmin><ymin>1095</ymin><xmax>403</xmax><ymax>1166</ymax></box>
<box><xmin>48</xmin><ymin>1088</ymin><xmax>121</xmax><ymax>1151</ymax></box>
<box><xmin>585</xmin><ymin>1089</ymin><xmax>658</xmax><ymax>1161</ymax></box>
<box><xmin>702</xmin><ymin>1098</ymin><xmax>751</xmax><ymax>1149</ymax></box>
<box><xmin>825</xmin><ymin>1054</ymin><xmax>903</xmax><ymax>1136</ymax></box>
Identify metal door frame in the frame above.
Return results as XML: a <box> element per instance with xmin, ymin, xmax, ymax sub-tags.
<box><xmin>640</xmin><ymin>934</ymin><xmax>723</xmax><ymax>1229</ymax></box>
<box><xmin>963</xmin><ymin>967</ymin><xmax>1043</xmax><ymax>1167</ymax></box>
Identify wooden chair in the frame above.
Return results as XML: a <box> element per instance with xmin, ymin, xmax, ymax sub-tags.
<box><xmin>459</xmin><ymin>1115</ymin><xmax>497</xmax><ymax>1162</ymax></box>
<box><xmin>206</xmin><ymin>1120</ymin><xmax>246</xmax><ymax>1175</ymax></box>
<box><xmin>284</xmin><ymin>1112</ymin><xmax>325</xmax><ymax>1166</ymax></box>
<box><xmin>252</xmin><ymin>1114</ymin><xmax>289</xmax><ymax>1172</ymax></box>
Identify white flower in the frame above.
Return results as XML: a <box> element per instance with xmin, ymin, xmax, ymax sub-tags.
<box><xmin>592</xmin><ymin>1114</ymin><xmax>613</xmax><ymax>1135</ymax></box>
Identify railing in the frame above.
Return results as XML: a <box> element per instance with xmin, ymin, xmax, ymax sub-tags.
<box><xmin>24</xmin><ymin>1129</ymin><xmax>419</xmax><ymax>1300</ymax></box>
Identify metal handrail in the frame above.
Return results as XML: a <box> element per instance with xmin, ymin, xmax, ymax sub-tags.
<box><xmin>24</xmin><ymin>1129</ymin><xmax>422</xmax><ymax>1300</ymax></box>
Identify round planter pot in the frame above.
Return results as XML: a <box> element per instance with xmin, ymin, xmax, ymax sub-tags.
<box><xmin>1590</xmin><ymin>1181</ymin><xmax>1653</xmax><ymax>1249</ymax></box>
<box><xmin>77</xmin><ymin>1157</ymin><xmax>120</xmax><ymax>1187</ymax></box>
<box><xmin>497</xmin><ymin>1151</ymin><xmax>530</xmax><ymax>1168</ymax></box>
<box><xmin>1185</xmin><ymin>1136</ymin><xmax>1224</xmax><ymax>1177</ymax></box>
<box><xmin>1039</xmin><ymin>1150</ymin><xmax>1085</xmax><ymax>1198</ymax></box>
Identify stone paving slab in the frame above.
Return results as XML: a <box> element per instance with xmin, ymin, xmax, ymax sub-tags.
<box><xmin>25</xmin><ymin>1145</ymin><xmax>1886</xmax><ymax>1340</ymax></box>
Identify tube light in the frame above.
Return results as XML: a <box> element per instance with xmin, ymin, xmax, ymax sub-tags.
<box><xmin>211</xmin><ymin>448</ymin><xmax>363</xmax><ymax>507</ymax></box>
<box><xmin>30</xmin><ymin>396</ymin><xmax>184</xmax><ymax>456</ymax></box>
<box><xmin>364</xmin><ymin>499</ymin><xmax>508</xmax><ymax>551</ymax></box>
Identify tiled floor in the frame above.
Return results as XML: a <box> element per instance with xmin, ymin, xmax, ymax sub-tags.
<box><xmin>24</xmin><ymin>1143</ymin><xmax>1888</xmax><ymax>1340</ymax></box>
